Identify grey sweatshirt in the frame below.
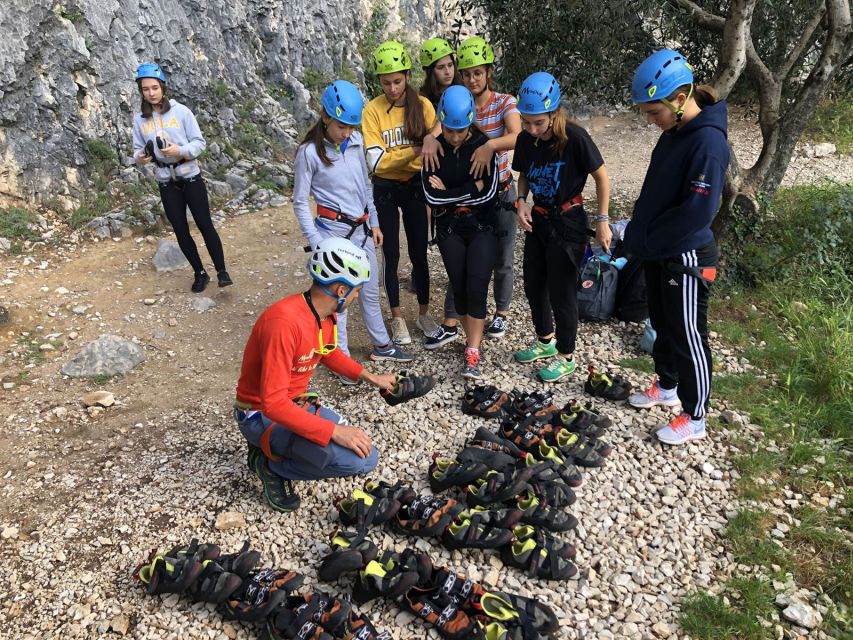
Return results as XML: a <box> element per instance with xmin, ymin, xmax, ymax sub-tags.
<box><xmin>293</xmin><ymin>131</ymin><xmax>379</xmax><ymax>248</ymax></box>
<box><xmin>132</xmin><ymin>100</ymin><xmax>206</xmax><ymax>181</ymax></box>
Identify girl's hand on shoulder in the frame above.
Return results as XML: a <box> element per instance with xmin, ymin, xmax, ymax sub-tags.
<box><xmin>371</xmin><ymin>226</ymin><xmax>383</xmax><ymax>248</ymax></box>
<box><xmin>429</xmin><ymin>175</ymin><xmax>446</xmax><ymax>190</ymax></box>
<box><xmin>422</xmin><ymin>135</ymin><xmax>443</xmax><ymax>172</ymax></box>
<box><xmin>517</xmin><ymin>201</ymin><xmax>532</xmax><ymax>232</ymax></box>
<box><xmin>596</xmin><ymin>220</ymin><xmax>612</xmax><ymax>253</ymax></box>
<box><xmin>469</xmin><ymin>142</ymin><xmax>494</xmax><ymax>179</ymax></box>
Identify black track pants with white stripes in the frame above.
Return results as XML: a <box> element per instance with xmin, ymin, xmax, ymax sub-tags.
<box><xmin>644</xmin><ymin>246</ymin><xmax>716</xmax><ymax>419</ymax></box>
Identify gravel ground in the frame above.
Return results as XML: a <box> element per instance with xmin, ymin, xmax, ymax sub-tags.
<box><xmin>0</xmin><ymin>109</ymin><xmax>847</xmax><ymax>640</ymax></box>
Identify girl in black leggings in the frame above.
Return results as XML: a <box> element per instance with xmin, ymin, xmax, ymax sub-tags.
<box><xmin>131</xmin><ymin>62</ymin><xmax>231</xmax><ymax>293</ymax></box>
<box><xmin>422</xmin><ymin>86</ymin><xmax>499</xmax><ymax>379</ymax></box>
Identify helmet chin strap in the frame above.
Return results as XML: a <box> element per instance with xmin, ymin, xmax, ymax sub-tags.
<box><xmin>661</xmin><ymin>84</ymin><xmax>694</xmax><ymax>124</ymax></box>
<box><xmin>319</xmin><ymin>283</ymin><xmax>354</xmax><ymax>313</ymax></box>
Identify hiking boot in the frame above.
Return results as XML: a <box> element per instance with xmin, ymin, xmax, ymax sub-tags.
<box><xmin>656</xmin><ymin>412</ymin><xmax>706</xmax><ymax>445</ymax></box>
<box><xmin>514</xmin><ymin>338</ymin><xmax>557</xmax><ymax>363</ymax></box>
<box><xmin>628</xmin><ymin>378</ymin><xmax>680</xmax><ymax>409</ymax></box>
<box><xmin>416</xmin><ymin>313</ymin><xmax>440</xmax><ymax>336</ymax></box>
<box><xmin>537</xmin><ymin>356</ymin><xmax>577</xmax><ymax>382</ymax></box>
<box><xmin>247</xmin><ymin>444</ymin><xmax>263</xmax><ymax>476</ymax></box>
<box><xmin>389</xmin><ymin>317</ymin><xmax>412</xmax><ymax>345</ymax></box>
<box><xmin>370</xmin><ymin>343</ymin><xmax>415</xmax><ymax>362</ymax></box>
<box><xmin>424</xmin><ymin>323</ymin><xmax>459</xmax><ymax>350</ymax></box>
<box><xmin>256</xmin><ymin>457</ymin><xmax>300</xmax><ymax>512</ymax></box>
<box><xmin>217</xmin><ymin>270</ymin><xmax>233</xmax><ymax>287</ymax></box>
<box><xmin>191</xmin><ymin>270</ymin><xmax>210</xmax><ymax>293</ymax></box>
<box><xmin>462</xmin><ymin>347</ymin><xmax>482</xmax><ymax>380</ymax></box>
<box><xmin>485</xmin><ymin>314</ymin><xmax>508</xmax><ymax>338</ymax></box>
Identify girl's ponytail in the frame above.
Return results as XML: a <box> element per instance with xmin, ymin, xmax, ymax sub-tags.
<box><xmin>403</xmin><ymin>82</ymin><xmax>428</xmax><ymax>144</ymax></box>
<box><xmin>694</xmin><ymin>84</ymin><xmax>719</xmax><ymax>108</ymax></box>
<box><xmin>299</xmin><ymin>120</ymin><xmax>333</xmax><ymax>167</ymax></box>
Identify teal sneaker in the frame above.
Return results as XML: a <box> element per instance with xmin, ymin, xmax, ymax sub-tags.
<box><xmin>514</xmin><ymin>338</ymin><xmax>558</xmax><ymax>363</ymax></box>
<box><xmin>537</xmin><ymin>356</ymin><xmax>577</xmax><ymax>382</ymax></box>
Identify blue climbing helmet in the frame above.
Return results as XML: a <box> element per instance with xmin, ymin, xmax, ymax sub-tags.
<box><xmin>437</xmin><ymin>85</ymin><xmax>476</xmax><ymax>129</ymax></box>
<box><xmin>320</xmin><ymin>80</ymin><xmax>364</xmax><ymax>126</ymax></box>
<box><xmin>517</xmin><ymin>71</ymin><xmax>561</xmax><ymax>114</ymax></box>
<box><xmin>135</xmin><ymin>62</ymin><xmax>166</xmax><ymax>83</ymax></box>
<box><xmin>631</xmin><ymin>49</ymin><xmax>694</xmax><ymax>104</ymax></box>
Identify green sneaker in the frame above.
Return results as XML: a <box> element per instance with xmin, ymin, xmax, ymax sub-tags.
<box><xmin>537</xmin><ymin>356</ymin><xmax>577</xmax><ymax>382</ymax></box>
<box><xmin>514</xmin><ymin>338</ymin><xmax>558</xmax><ymax>363</ymax></box>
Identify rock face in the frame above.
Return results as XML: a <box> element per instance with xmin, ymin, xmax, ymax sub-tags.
<box><xmin>61</xmin><ymin>334</ymin><xmax>145</xmax><ymax>377</ymax></box>
<box><xmin>0</xmin><ymin>0</ymin><xmax>445</xmax><ymax>203</ymax></box>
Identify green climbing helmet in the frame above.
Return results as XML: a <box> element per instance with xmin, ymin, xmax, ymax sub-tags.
<box><xmin>420</xmin><ymin>37</ymin><xmax>454</xmax><ymax>68</ymax></box>
<box><xmin>372</xmin><ymin>41</ymin><xmax>412</xmax><ymax>75</ymax></box>
<box><xmin>457</xmin><ymin>36</ymin><xmax>494</xmax><ymax>70</ymax></box>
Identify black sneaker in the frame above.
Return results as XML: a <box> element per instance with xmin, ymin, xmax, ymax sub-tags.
<box><xmin>217</xmin><ymin>270</ymin><xmax>234</xmax><ymax>287</ymax></box>
<box><xmin>246</xmin><ymin>444</ymin><xmax>262</xmax><ymax>476</ymax></box>
<box><xmin>485</xmin><ymin>314</ymin><xmax>508</xmax><ymax>338</ymax></box>
<box><xmin>191</xmin><ymin>271</ymin><xmax>210</xmax><ymax>293</ymax></box>
<box><xmin>424</xmin><ymin>324</ymin><xmax>459</xmax><ymax>350</ymax></box>
<box><xmin>256</xmin><ymin>457</ymin><xmax>300</xmax><ymax>512</ymax></box>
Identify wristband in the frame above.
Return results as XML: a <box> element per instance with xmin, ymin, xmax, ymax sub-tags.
<box><xmin>595</xmin><ymin>214</ymin><xmax>610</xmax><ymax>223</ymax></box>
<box><xmin>516</xmin><ymin>195</ymin><xmax>528</xmax><ymax>203</ymax></box>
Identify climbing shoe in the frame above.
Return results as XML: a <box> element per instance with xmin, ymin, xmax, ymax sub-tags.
<box><xmin>217</xmin><ymin>540</ymin><xmax>262</xmax><ymax>579</ymax></box>
<box><xmin>516</xmin><ymin>492</ymin><xmax>578</xmax><ymax>532</ymax></box>
<box><xmin>256</xmin><ymin>457</ymin><xmax>301</xmax><ymax>512</ymax></box>
<box><xmin>462</xmin><ymin>385</ymin><xmax>510</xmax><ymax>419</ymax></box>
<box><xmin>506</xmin><ymin>389</ymin><xmax>559</xmax><ymax>421</ymax></box>
<box><xmin>317</xmin><ymin>529</ymin><xmax>379</xmax><ymax>582</ymax></box>
<box><xmin>514</xmin><ymin>338</ymin><xmax>557</xmax><ymax>363</ymax></box>
<box><xmin>380</xmin><ymin>370</ymin><xmax>436</xmax><ymax>406</ymax></box>
<box><xmin>225</xmin><ymin>568</ymin><xmax>305</xmax><ymax>622</ymax></box>
<box><xmin>336</xmin><ymin>489</ymin><xmax>400</xmax><ymax>528</ymax></box>
<box><xmin>363</xmin><ymin>479</ymin><xmax>417</xmax><ymax>506</ymax></box>
<box><xmin>132</xmin><ymin>550</ymin><xmax>203</xmax><ymax>595</ymax></box>
<box><xmin>429</xmin><ymin>455</ymin><xmax>489</xmax><ymax>492</ymax></box>
<box><xmin>500</xmin><ymin>538</ymin><xmax>577</xmax><ymax>580</ymax></box>
<box><xmin>403</xmin><ymin>586</ymin><xmax>486</xmax><ymax>640</ymax></box>
<box><xmin>584</xmin><ymin>365</ymin><xmax>632</xmax><ymax>401</ymax></box>
<box><xmin>465</xmin><ymin>466</ymin><xmax>537</xmax><ymax>507</ymax></box>
<box><xmin>553</xmin><ymin>400</ymin><xmax>611</xmax><ymax>439</ymax></box>
<box><xmin>191</xmin><ymin>270</ymin><xmax>210</xmax><ymax>293</ymax></box>
<box><xmin>351</xmin><ymin>553</ymin><xmax>421</xmax><ymax>604</ymax></box>
<box><xmin>511</xmin><ymin>524</ymin><xmax>576</xmax><ymax>559</ymax></box>
<box><xmin>266</xmin><ymin>596</ymin><xmax>334</xmax><ymax>640</ymax></box>
<box><xmin>187</xmin><ymin>560</ymin><xmax>244</xmax><ymax>604</ymax></box>
<box><xmin>455</xmin><ymin>505</ymin><xmax>524</xmax><ymax>530</ymax></box>
<box><xmin>391</xmin><ymin>495</ymin><xmax>464</xmax><ymax>537</ymax></box>
<box><xmin>441</xmin><ymin>517</ymin><xmax>514</xmax><ymax>550</ymax></box>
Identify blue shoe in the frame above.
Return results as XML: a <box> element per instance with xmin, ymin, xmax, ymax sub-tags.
<box><xmin>370</xmin><ymin>343</ymin><xmax>415</xmax><ymax>362</ymax></box>
<box><xmin>656</xmin><ymin>413</ymin><xmax>706</xmax><ymax>445</ymax></box>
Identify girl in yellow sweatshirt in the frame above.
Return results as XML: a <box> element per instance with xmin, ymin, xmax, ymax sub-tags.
<box><xmin>362</xmin><ymin>41</ymin><xmax>438</xmax><ymax>345</ymax></box>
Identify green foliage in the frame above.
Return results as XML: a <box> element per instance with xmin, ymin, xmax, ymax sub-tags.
<box><xmin>805</xmin><ymin>97</ymin><xmax>853</xmax><ymax>154</ymax></box>
<box><xmin>616</xmin><ymin>356</ymin><xmax>654</xmax><ymax>374</ymax></box>
<box><xmin>303</xmin><ymin>68</ymin><xmax>333</xmax><ymax>99</ymax></box>
<box><xmin>59</xmin><ymin>5</ymin><xmax>84</xmax><ymax>23</ymax></box>
<box><xmin>358</xmin><ymin>0</ymin><xmax>391</xmax><ymax>98</ymax></box>
<box><xmin>255</xmin><ymin>179</ymin><xmax>283</xmax><ymax>194</ymax></box>
<box><xmin>83</xmin><ymin>138</ymin><xmax>117</xmax><ymax>175</ymax></box>
<box><xmin>727</xmin><ymin>183</ymin><xmax>853</xmax><ymax>286</ymax></box>
<box><xmin>680</xmin><ymin>578</ymin><xmax>776</xmax><ymax>640</ymax></box>
<box><xmin>0</xmin><ymin>207</ymin><xmax>38</xmax><ymax>241</ymax></box>
<box><xmin>454</xmin><ymin>0</ymin><xmax>652</xmax><ymax>102</ymax></box>
<box><xmin>211</xmin><ymin>80</ymin><xmax>229</xmax><ymax>100</ymax></box>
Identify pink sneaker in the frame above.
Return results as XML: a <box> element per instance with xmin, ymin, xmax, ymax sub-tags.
<box><xmin>628</xmin><ymin>378</ymin><xmax>681</xmax><ymax>409</ymax></box>
<box><xmin>656</xmin><ymin>412</ymin><xmax>707</xmax><ymax>445</ymax></box>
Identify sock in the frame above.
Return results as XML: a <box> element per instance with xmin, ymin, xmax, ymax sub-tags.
<box><xmin>538</xmin><ymin>336</ymin><xmax>555</xmax><ymax>345</ymax></box>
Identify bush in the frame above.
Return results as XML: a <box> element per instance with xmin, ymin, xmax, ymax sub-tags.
<box><xmin>0</xmin><ymin>207</ymin><xmax>38</xmax><ymax>241</ymax></box>
<box><xmin>805</xmin><ymin>97</ymin><xmax>853</xmax><ymax>154</ymax></box>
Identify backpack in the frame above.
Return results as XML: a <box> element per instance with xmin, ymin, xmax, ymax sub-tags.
<box><xmin>577</xmin><ymin>256</ymin><xmax>619</xmax><ymax>321</ymax></box>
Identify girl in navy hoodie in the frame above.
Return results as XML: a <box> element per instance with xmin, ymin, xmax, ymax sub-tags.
<box><xmin>625</xmin><ymin>50</ymin><xmax>730</xmax><ymax>446</ymax></box>
<box><xmin>422</xmin><ymin>86</ymin><xmax>499</xmax><ymax>378</ymax></box>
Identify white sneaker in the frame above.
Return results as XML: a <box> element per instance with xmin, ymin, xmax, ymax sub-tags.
<box><xmin>628</xmin><ymin>379</ymin><xmax>681</xmax><ymax>409</ymax></box>
<box><xmin>390</xmin><ymin>316</ymin><xmax>412</xmax><ymax>345</ymax></box>
<box><xmin>415</xmin><ymin>314</ymin><xmax>439</xmax><ymax>337</ymax></box>
<box><xmin>656</xmin><ymin>412</ymin><xmax>707</xmax><ymax>445</ymax></box>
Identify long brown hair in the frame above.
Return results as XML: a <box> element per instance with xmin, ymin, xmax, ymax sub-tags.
<box><xmin>668</xmin><ymin>83</ymin><xmax>719</xmax><ymax>107</ymax></box>
<box><xmin>138</xmin><ymin>79</ymin><xmax>171</xmax><ymax>119</ymax></box>
<box><xmin>419</xmin><ymin>63</ymin><xmax>461</xmax><ymax>106</ymax></box>
<box><xmin>300</xmin><ymin>119</ymin><xmax>333</xmax><ymax>167</ymax></box>
<box><xmin>547</xmin><ymin>108</ymin><xmax>580</xmax><ymax>156</ymax></box>
<box><xmin>401</xmin><ymin>73</ymin><xmax>429</xmax><ymax>143</ymax></box>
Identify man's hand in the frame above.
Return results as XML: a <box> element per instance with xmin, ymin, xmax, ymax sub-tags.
<box><xmin>362</xmin><ymin>370</ymin><xmax>397</xmax><ymax>391</ymax></box>
<box><xmin>371</xmin><ymin>226</ymin><xmax>383</xmax><ymax>248</ymax></box>
<box><xmin>331</xmin><ymin>424</ymin><xmax>372</xmax><ymax>458</ymax></box>
<box><xmin>421</xmin><ymin>134</ymin><xmax>444</xmax><ymax>172</ymax></box>
<box><xmin>517</xmin><ymin>200</ymin><xmax>533</xmax><ymax>232</ymax></box>
<box><xmin>469</xmin><ymin>141</ymin><xmax>494</xmax><ymax>180</ymax></box>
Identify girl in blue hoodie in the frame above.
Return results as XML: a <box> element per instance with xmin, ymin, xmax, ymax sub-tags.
<box><xmin>293</xmin><ymin>81</ymin><xmax>413</xmax><ymax>371</ymax></box>
<box><xmin>624</xmin><ymin>50</ymin><xmax>730</xmax><ymax>446</ymax></box>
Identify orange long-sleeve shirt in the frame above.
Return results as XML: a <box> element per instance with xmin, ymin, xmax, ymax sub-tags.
<box><xmin>236</xmin><ymin>293</ymin><xmax>364</xmax><ymax>446</ymax></box>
